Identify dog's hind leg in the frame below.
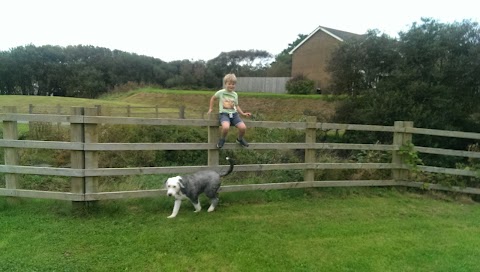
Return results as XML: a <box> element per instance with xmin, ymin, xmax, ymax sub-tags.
<box><xmin>191</xmin><ymin>198</ymin><xmax>202</xmax><ymax>213</ymax></box>
<box><xmin>167</xmin><ymin>199</ymin><xmax>182</xmax><ymax>218</ymax></box>
<box><xmin>208</xmin><ymin>197</ymin><xmax>219</xmax><ymax>212</ymax></box>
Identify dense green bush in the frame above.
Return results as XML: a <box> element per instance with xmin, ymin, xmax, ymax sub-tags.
<box><xmin>286</xmin><ymin>74</ymin><xmax>315</xmax><ymax>95</ymax></box>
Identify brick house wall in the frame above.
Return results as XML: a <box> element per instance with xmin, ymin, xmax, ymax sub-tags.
<box><xmin>290</xmin><ymin>26</ymin><xmax>363</xmax><ymax>93</ymax></box>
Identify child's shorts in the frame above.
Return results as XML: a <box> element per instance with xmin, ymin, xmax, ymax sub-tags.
<box><xmin>219</xmin><ymin>112</ymin><xmax>243</xmax><ymax>126</ymax></box>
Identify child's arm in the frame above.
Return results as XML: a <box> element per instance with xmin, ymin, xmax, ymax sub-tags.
<box><xmin>236</xmin><ymin>105</ymin><xmax>251</xmax><ymax>117</ymax></box>
<box><xmin>207</xmin><ymin>95</ymin><xmax>216</xmax><ymax>114</ymax></box>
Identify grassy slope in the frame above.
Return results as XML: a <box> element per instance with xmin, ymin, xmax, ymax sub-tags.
<box><xmin>118</xmin><ymin>88</ymin><xmax>340</xmax><ymax>121</ymax></box>
<box><xmin>1</xmin><ymin>89</ymin><xmax>339</xmax><ymax>121</ymax></box>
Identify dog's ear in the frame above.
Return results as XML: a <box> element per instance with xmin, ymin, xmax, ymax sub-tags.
<box><xmin>178</xmin><ymin>178</ymin><xmax>185</xmax><ymax>188</ymax></box>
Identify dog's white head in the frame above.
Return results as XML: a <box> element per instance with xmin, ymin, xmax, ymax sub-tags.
<box><xmin>165</xmin><ymin>176</ymin><xmax>184</xmax><ymax>197</ymax></box>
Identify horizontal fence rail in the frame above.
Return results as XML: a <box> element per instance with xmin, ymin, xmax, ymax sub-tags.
<box><xmin>1</xmin><ymin>107</ymin><xmax>479</xmax><ymax>203</ymax></box>
<box><xmin>0</xmin><ymin>104</ymin><xmax>196</xmax><ymax>119</ymax></box>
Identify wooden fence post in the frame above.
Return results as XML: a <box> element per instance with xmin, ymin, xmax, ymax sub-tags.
<box><xmin>304</xmin><ymin>116</ymin><xmax>317</xmax><ymax>182</ymax></box>
<box><xmin>28</xmin><ymin>104</ymin><xmax>34</xmax><ymax>131</ymax></box>
<box><xmin>70</xmin><ymin>107</ymin><xmax>85</xmax><ymax>208</ymax></box>
<box><xmin>84</xmin><ymin>107</ymin><xmax>99</xmax><ymax>202</ymax></box>
<box><xmin>155</xmin><ymin>105</ymin><xmax>159</xmax><ymax>118</ymax></box>
<box><xmin>56</xmin><ymin>104</ymin><xmax>62</xmax><ymax>130</ymax></box>
<box><xmin>3</xmin><ymin>106</ymin><xmax>19</xmax><ymax>202</ymax></box>
<box><xmin>179</xmin><ymin>106</ymin><xmax>185</xmax><ymax>119</ymax></box>
<box><xmin>94</xmin><ymin>105</ymin><xmax>102</xmax><ymax>116</ymax></box>
<box><xmin>127</xmin><ymin>105</ymin><xmax>131</xmax><ymax>117</ymax></box>
<box><xmin>392</xmin><ymin>121</ymin><xmax>414</xmax><ymax>181</ymax></box>
<box><xmin>207</xmin><ymin>113</ymin><xmax>219</xmax><ymax>167</ymax></box>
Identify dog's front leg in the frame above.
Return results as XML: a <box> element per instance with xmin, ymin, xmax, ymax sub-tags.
<box><xmin>168</xmin><ymin>199</ymin><xmax>182</xmax><ymax>218</ymax></box>
<box><xmin>191</xmin><ymin>199</ymin><xmax>201</xmax><ymax>213</ymax></box>
<box><xmin>208</xmin><ymin>197</ymin><xmax>219</xmax><ymax>212</ymax></box>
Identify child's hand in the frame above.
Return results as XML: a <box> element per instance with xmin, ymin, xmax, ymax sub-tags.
<box><xmin>244</xmin><ymin>112</ymin><xmax>252</xmax><ymax>117</ymax></box>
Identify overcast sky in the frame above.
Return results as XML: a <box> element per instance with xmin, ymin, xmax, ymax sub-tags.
<box><xmin>1</xmin><ymin>0</ymin><xmax>478</xmax><ymax>62</ymax></box>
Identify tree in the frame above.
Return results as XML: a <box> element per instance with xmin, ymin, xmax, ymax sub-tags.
<box><xmin>0</xmin><ymin>45</ymin><xmax>178</xmax><ymax>97</ymax></box>
<box><xmin>0</xmin><ymin>51</ymin><xmax>15</xmax><ymax>94</ymax></box>
<box><xmin>327</xmin><ymin>30</ymin><xmax>399</xmax><ymax>95</ymax></box>
<box><xmin>7</xmin><ymin>45</ymin><xmax>40</xmax><ymax>95</ymax></box>
<box><xmin>267</xmin><ymin>34</ymin><xmax>307</xmax><ymax>77</ymax></box>
<box><xmin>36</xmin><ymin>45</ymin><xmax>69</xmax><ymax>96</ymax></box>
<box><xmin>332</xmin><ymin>18</ymin><xmax>480</xmax><ymax>152</ymax></box>
<box><xmin>164</xmin><ymin>60</ymin><xmax>207</xmax><ymax>88</ymax></box>
<box><xmin>205</xmin><ymin>49</ymin><xmax>273</xmax><ymax>88</ymax></box>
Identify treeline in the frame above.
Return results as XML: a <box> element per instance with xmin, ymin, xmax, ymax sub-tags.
<box><xmin>327</xmin><ymin>18</ymin><xmax>480</xmax><ymax>166</ymax></box>
<box><xmin>0</xmin><ymin>45</ymin><xmax>281</xmax><ymax>98</ymax></box>
<box><xmin>329</xmin><ymin>18</ymin><xmax>480</xmax><ymax>131</ymax></box>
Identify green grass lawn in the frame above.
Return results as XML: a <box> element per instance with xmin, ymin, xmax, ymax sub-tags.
<box><xmin>1</xmin><ymin>188</ymin><xmax>479</xmax><ymax>272</ymax></box>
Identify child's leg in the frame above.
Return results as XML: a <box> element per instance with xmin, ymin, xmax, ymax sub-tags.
<box><xmin>218</xmin><ymin>113</ymin><xmax>232</xmax><ymax>139</ymax></box>
<box><xmin>232</xmin><ymin>115</ymin><xmax>248</xmax><ymax>147</ymax></box>
<box><xmin>236</xmin><ymin>122</ymin><xmax>246</xmax><ymax>139</ymax></box>
<box><xmin>217</xmin><ymin>114</ymin><xmax>232</xmax><ymax>148</ymax></box>
<box><xmin>220</xmin><ymin>121</ymin><xmax>231</xmax><ymax>138</ymax></box>
<box><xmin>231</xmin><ymin>114</ymin><xmax>246</xmax><ymax>139</ymax></box>
<box><xmin>235</xmin><ymin>122</ymin><xmax>249</xmax><ymax>147</ymax></box>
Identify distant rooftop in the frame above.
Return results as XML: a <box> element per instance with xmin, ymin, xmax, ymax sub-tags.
<box><xmin>289</xmin><ymin>26</ymin><xmax>364</xmax><ymax>54</ymax></box>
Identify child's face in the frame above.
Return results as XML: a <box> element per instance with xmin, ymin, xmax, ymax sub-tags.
<box><xmin>225</xmin><ymin>81</ymin><xmax>236</xmax><ymax>92</ymax></box>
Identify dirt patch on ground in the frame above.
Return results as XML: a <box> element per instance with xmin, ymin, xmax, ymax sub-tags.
<box><xmin>124</xmin><ymin>92</ymin><xmax>338</xmax><ymax>121</ymax></box>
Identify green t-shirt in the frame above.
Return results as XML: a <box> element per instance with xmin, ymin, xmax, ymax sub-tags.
<box><xmin>214</xmin><ymin>89</ymin><xmax>238</xmax><ymax>114</ymax></box>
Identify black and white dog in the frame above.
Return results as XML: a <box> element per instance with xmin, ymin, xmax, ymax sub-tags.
<box><xmin>164</xmin><ymin>157</ymin><xmax>234</xmax><ymax>218</ymax></box>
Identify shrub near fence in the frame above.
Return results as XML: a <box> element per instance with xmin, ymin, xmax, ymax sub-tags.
<box><xmin>0</xmin><ymin>106</ymin><xmax>479</xmax><ymax>205</ymax></box>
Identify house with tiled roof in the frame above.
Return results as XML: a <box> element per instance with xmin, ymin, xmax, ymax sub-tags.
<box><xmin>289</xmin><ymin>26</ymin><xmax>364</xmax><ymax>93</ymax></box>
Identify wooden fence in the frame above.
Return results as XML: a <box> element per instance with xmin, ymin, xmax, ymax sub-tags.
<box><xmin>236</xmin><ymin>77</ymin><xmax>290</xmax><ymax>93</ymax></box>
<box><xmin>0</xmin><ymin>104</ymin><xmax>191</xmax><ymax>119</ymax></box>
<box><xmin>1</xmin><ymin>106</ymin><xmax>479</xmax><ymax>204</ymax></box>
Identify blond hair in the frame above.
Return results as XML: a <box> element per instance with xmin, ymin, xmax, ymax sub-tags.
<box><xmin>223</xmin><ymin>73</ymin><xmax>237</xmax><ymax>85</ymax></box>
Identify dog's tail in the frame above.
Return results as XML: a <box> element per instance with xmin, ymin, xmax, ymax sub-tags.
<box><xmin>220</xmin><ymin>157</ymin><xmax>235</xmax><ymax>177</ymax></box>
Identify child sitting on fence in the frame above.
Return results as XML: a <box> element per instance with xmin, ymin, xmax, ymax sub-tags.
<box><xmin>207</xmin><ymin>73</ymin><xmax>251</xmax><ymax>148</ymax></box>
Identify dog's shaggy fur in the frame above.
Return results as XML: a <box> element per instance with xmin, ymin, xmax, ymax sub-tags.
<box><xmin>164</xmin><ymin>157</ymin><xmax>234</xmax><ymax>218</ymax></box>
